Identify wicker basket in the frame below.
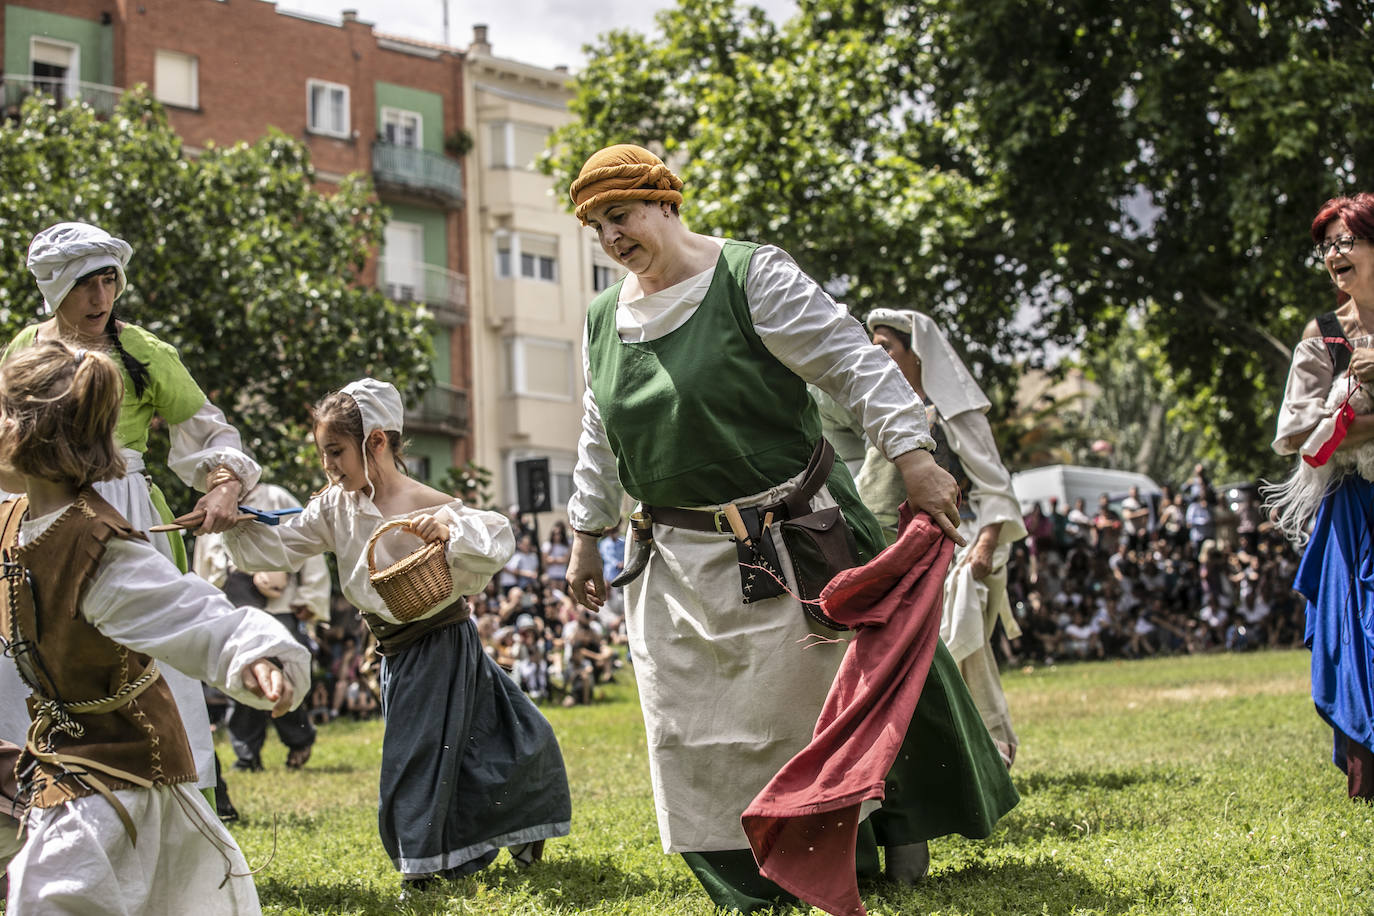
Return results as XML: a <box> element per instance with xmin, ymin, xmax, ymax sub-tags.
<box><xmin>366</xmin><ymin>519</ymin><xmax>453</xmax><ymax>622</ymax></box>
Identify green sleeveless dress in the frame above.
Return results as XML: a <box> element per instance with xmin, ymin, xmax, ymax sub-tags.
<box><xmin>4</xmin><ymin>324</ymin><xmax>209</xmax><ymax>571</ymax></box>
<box><xmin>585</xmin><ymin>240</ymin><xmax>1018</xmax><ymax>910</ymax></box>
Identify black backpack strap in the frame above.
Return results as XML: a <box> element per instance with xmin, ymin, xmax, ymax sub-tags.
<box><xmin>1317</xmin><ymin>311</ymin><xmax>1353</xmax><ymax>377</ymax></box>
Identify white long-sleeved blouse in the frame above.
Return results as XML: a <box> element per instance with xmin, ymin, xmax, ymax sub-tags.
<box><xmin>223</xmin><ymin>486</ymin><xmax>514</xmax><ymax>625</ymax></box>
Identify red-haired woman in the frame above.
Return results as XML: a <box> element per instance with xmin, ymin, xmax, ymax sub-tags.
<box><xmin>1268</xmin><ymin>192</ymin><xmax>1374</xmax><ymax>799</ymax></box>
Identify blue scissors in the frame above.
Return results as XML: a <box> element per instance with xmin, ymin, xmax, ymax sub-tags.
<box><xmin>236</xmin><ymin>505</ymin><xmax>303</xmax><ymax>526</ymax></box>
<box><xmin>150</xmin><ymin>505</ymin><xmax>303</xmax><ymax>532</ymax></box>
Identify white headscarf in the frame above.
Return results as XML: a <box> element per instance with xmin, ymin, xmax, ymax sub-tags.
<box><xmin>26</xmin><ymin>222</ymin><xmax>133</xmax><ymax>315</ymax></box>
<box><xmin>340</xmin><ymin>378</ymin><xmax>405</xmax><ymax>494</ymax></box>
<box><xmin>865</xmin><ymin>308</ymin><xmax>991</xmax><ymax>419</ymax></box>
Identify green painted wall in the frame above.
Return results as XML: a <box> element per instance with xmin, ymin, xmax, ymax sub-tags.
<box><xmin>5</xmin><ymin>7</ymin><xmax>113</xmax><ymax>86</ymax></box>
<box><xmin>374</xmin><ymin>82</ymin><xmax>443</xmax><ymax>152</ymax></box>
<box><xmin>409</xmin><ymin>433</ymin><xmax>453</xmax><ymax>487</ymax></box>
<box><xmin>384</xmin><ymin>202</ymin><xmax>447</xmax><ymax>268</ymax></box>
<box><xmin>381</xmin><ymin>206</ymin><xmax>449</xmax><ymax>383</ymax></box>
<box><xmin>430</xmin><ymin>330</ymin><xmax>450</xmax><ymax>385</ymax></box>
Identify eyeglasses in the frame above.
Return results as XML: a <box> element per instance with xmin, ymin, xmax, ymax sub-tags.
<box><xmin>1313</xmin><ymin>234</ymin><xmax>1361</xmax><ymax>261</ymax></box>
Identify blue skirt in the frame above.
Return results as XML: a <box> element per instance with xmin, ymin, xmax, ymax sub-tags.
<box><xmin>1295</xmin><ymin>474</ymin><xmax>1374</xmax><ymax>771</ymax></box>
<box><xmin>377</xmin><ymin>617</ymin><xmax>571</xmax><ymax>877</ymax></box>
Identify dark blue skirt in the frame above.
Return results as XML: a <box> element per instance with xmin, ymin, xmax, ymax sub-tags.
<box><xmin>377</xmin><ymin>617</ymin><xmax>571</xmax><ymax>877</ymax></box>
<box><xmin>1295</xmin><ymin>473</ymin><xmax>1374</xmax><ymax>771</ymax></box>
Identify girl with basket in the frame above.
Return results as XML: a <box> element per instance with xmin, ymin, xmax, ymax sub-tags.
<box><xmin>221</xmin><ymin>378</ymin><xmax>571</xmax><ymax>894</ymax></box>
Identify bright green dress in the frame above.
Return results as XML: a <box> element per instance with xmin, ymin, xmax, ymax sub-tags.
<box><xmin>4</xmin><ymin>324</ymin><xmax>207</xmax><ymax>571</ymax></box>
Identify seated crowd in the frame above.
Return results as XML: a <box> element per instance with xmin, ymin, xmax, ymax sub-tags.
<box><xmin>1007</xmin><ymin>470</ymin><xmax>1306</xmax><ymax>666</ymax></box>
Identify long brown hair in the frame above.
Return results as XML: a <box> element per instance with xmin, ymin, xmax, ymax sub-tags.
<box><xmin>0</xmin><ymin>340</ymin><xmax>126</xmax><ymax>486</ymax></box>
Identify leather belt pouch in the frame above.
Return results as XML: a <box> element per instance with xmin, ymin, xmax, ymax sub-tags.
<box><xmin>779</xmin><ymin>505</ymin><xmax>859</xmax><ymax>629</ymax></box>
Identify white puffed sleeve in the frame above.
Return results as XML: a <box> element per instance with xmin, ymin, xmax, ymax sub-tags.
<box><xmin>745</xmin><ymin>245</ymin><xmax>934</xmax><ymax>459</ymax></box>
<box><xmin>223</xmin><ymin>494</ymin><xmax>335</xmax><ymax>575</ymax></box>
<box><xmin>167</xmin><ymin>400</ymin><xmax>262</xmax><ymax>494</ymax></box>
<box><xmin>83</xmin><ymin>538</ymin><xmax>311</xmax><ymax>711</ymax></box>
<box><xmin>1274</xmin><ymin>337</ymin><xmax>1339</xmax><ymax>454</ymax></box>
<box><xmin>568</xmin><ymin>320</ymin><xmax>627</xmax><ymax>532</ymax></box>
<box><xmin>433</xmin><ymin>501</ymin><xmax>517</xmax><ymax>596</ymax></box>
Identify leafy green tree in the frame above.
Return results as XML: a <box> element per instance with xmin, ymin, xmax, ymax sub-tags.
<box><xmin>547</xmin><ymin>0</ymin><xmax>1374</xmax><ymax>475</ymax></box>
<box><xmin>544</xmin><ymin>0</ymin><xmax>1011</xmax><ymax>387</ymax></box>
<box><xmin>1074</xmin><ymin>316</ymin><xmax>1217</xmax><ymax>486</ymax></box>
<box><xmin>907</xmin><ymin>0</ymin><xmax>1373</xmax><ymax>476</ymax></box>
<box><xmin>0</xmin><ymin>91</ymin><xmax>433</xmax><ymax>505</ymax></box>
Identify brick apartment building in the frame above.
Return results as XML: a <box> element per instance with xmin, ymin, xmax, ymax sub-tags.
<box><xmin>0</xmin><ymin>0</ymin><xmax>474</xmax><ymax>483</ymax></box>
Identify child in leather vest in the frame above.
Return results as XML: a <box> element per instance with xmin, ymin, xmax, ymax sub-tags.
<box><xmin>0</xmin><ymin>340</ymin><xmax>311</xmax><ymax>915</ymax></box>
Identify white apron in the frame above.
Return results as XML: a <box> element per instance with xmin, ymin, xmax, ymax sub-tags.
<box><xmin>626</xmin><ymin>467</ymin><xmax>849</xmax><ymax>852</ymax></box>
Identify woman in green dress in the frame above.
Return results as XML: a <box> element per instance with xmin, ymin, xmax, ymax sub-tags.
<box><xmin>563</xmin><ymin>145</ymin><xmax>1018</xmax><ymax>912</ymax></box>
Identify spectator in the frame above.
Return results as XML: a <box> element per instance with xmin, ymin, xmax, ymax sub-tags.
<box><xmin>193</xmin><ymin>479</ymin><xmax>330</xmax><ymax>771</ymax></box>
<box><xmin>1065</xmin><ymin>497</ymin><xmax>1092</xmax><ymax>541</ymax></box>
<box><xmin>1186</xmin><ymin>491</ymin><xmax>1216</xmax><ymax>554</ymax></box>
<box><xmin>1002</xmin><ymin>475</ymin><xmax>1305</xmax><ymax>666</ymax></box>
<box><xmin>542</xmin><ymin>522</ymin><xmax>572</xmax><ymax>594</ymax></box>
<box><xmin>514</xmin><ymin>614</ymin><xmax>551</xmax><ymax>702</ymax></box>
<box><xmin>597</xmin><ymin>521</ymin><xmax>627</xmax><ymax>633</ymax></box>
<box><xmin>1091</xmin><ymin>494</ymin><xmax>1123</xmax><ymax>553</ymax></box>
<box><xmin>500</xmin><ymin>534</ymin><xmax>542</xmax><ymax>595</ymax></box>
<box><xmin>1120</xmin><ymin>486</ymin><xmax>1151</xmax><ymax>551</ymax></box>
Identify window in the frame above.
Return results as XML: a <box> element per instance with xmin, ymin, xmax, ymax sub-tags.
<box><xmin>506</xmin><ymin>337</ymin><xmax>574</xmax><ymax>400</ymax></box>
<box><xmin>488</xmin><ymin>121</ymin><xmax>552</xmax><ymax>170</ymax></box>
<box><xmin>519</xmin><ymin>234</ymin><xmax>558</xmax><ymax>283</ymax></box>
<box><xmin>30</xmin><ymin>38</ymin><xmax>77</xmax><ymax>104</ymax></box>
<box><xmin>504</xmin><ymin>452</ymin><xmax>577</xmax><ymax>511</ymax></box>
<box><xmin>154</xmin><ymin>50</ymin><xmax>198</xmax><ymax>109</ymax></box>
<box><xmin>592</xmin><ymin>263</ymin><xmax>619</xmax><ymax>292</ymax></box>
<box><xmin>494</xmin><ymin>233</ymin><xmax>558</xmax><ymax>283</ymax></box>
<box><xmin>307</xmin><ymin>79</ymin><xmax>350</xmax><ymax>138</ymax></box>
<box><xmin>382</xmin><ymin>222</ymin><xmax>424</xmax><ymax>302</ymax></box>
<box><xmin>381</xmin><ymin>107</ymin><xmax>422</xmax><ymax>149</ymax></box>
<box><xmin>404</xmin><ymin>455</ymin><xmax>431</xmax><ymax>484</ymax></box>
<box><xmin>494</xmin><ymin>232</ymin><xmax>513</xmax><ymax>279</ymax></box>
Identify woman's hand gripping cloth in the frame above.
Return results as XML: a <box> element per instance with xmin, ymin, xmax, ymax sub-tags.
<box><xmin>741</xmin><ymin>504</ymin><xmax>953</xmax><ymax>916</ymax></box>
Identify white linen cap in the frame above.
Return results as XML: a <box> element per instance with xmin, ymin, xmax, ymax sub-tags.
<box><xmin>341</xmin><ymin>378</ymin><xmax>405</xmax><ymax>438</ymax></box>
<box><xmin>865</xmin><ymin>307</ymin><xmax>991</xmax><ymax>419</ymax></box>
<box><xmin>26</xmin><ymin>222</ymin><xmax>133</xmax><ymax>315</ymax></box>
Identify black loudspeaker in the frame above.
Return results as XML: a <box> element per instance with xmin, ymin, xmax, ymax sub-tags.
<box><xmin>515</xmin><ymin>458</ymin><xmax>552</xmax><ymax>514</ymax></box>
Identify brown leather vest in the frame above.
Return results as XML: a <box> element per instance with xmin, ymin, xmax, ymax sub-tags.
<box><xmin>0</xmin><ymin>492</ymin><xmax>196</xmax><ymax>809</ymax></box>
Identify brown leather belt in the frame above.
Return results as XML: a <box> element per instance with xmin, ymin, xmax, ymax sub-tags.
<box><xmin>363</xmin><ymin>598</ymin><xmax>470</xmax><ymax>656</ymax></box>
<box><xmin>646</xmin><ymin>439</ymin><xmax>835</xmax><ymax>533</ymax></box>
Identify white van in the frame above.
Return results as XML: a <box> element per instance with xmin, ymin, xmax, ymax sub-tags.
<box><xmin>1011</xmin><ymin>464</ymin><xmax>1162</xmax><ymax>514</ymax></box>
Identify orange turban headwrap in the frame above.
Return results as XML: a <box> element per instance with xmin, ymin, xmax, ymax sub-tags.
<box><xmin>569</xmin><ymin>144</ymin><xmax>684</xmax><ymax>224</ymax></box>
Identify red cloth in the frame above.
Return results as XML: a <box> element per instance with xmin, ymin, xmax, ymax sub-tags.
<box><xmin>741</xmin><ymin>504</ymin><xmax>953</xmax><ymax>916</ymax></box>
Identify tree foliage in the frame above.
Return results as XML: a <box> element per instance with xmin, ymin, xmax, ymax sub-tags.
<box><xmin>0</xmin><ymin>91</ymin><xmax>433</xmax><ymax>505</ymax></box>
<box><xmin>1075</xmin><ymin>316</ymin><xmax>1216</xmax><ymax>486</ymax></box>
<box><xmin>547</xmin><ymin>0</ymin><xmax>1374</xmax><ymax>476</ymax></box>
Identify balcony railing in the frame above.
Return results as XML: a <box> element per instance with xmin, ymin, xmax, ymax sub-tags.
<box><xmin>378</xmin><ymin>258</ymin><xmax>468</xmax><ymax>325</ymax></box>
<box><xmin>407</xmin><ymin>383</ymin><xmax>469</xmax><ymax>437</ymax></box>
<box><xmin>372</xmin><ymin>141</ymin><xmax>464</xmax><ymax>207</ymax></box>
<box><xmin>1</xmin><ymin>74</ymin><xmax>121</xmax><ymax>116</ymax></box>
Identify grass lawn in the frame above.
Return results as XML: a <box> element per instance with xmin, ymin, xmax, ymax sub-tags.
<box><xmin>228</xmin><ymin>649</ymin><xmax>1373</xmax><ymax>915</ymax></box>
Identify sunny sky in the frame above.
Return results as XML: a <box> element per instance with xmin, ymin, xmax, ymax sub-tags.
<box><xmin>274</xmin><ymin>0</ymin><xmax>800</xmax><ymax>72</ymax></box>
